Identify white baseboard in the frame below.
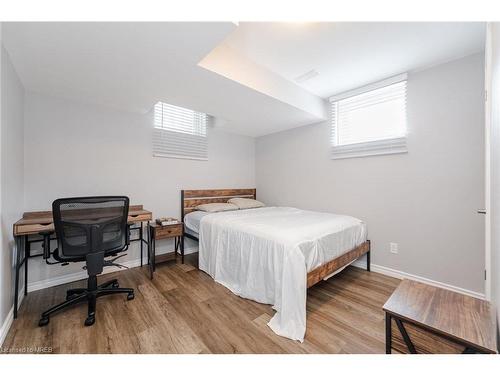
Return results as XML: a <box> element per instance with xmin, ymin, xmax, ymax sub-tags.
<box><xmin>184</xmin><ymin>246</ymin><xmax>198</xmax><ymax>255</ymax></box>
<box><xmin>0</xmin><ymin>286</ymin><xmax>25</xmax><ymax>347</ymax></box>
<box><xmin>352</xmin><ymin>260</ymin><xmax>485</xmax><ymax>300</ymax></box>
<box><xmin>0</xmin><ymin>306</ymin><xmax>14</xmax><ymax>347</ymax></box>
<box><xmin>352</xmin><ymin>258</ymin><xmax>368</xmax><ymax>269</ymax></box>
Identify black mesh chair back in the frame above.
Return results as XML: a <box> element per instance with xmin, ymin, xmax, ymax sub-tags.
<box><xmin>52</xmin><ymin>196</ymin><xmax>129</xmax><ymax>261</ymax></box>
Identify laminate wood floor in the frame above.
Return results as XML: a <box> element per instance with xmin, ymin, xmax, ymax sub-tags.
<box><xmin>3</xmin><ymin>254</ymin><xmax>400</xmax><ymax>354</ymax></box>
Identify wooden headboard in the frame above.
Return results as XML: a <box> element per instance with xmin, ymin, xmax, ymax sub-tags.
<box><xmin>181</xmin><ymin>189</ymin><xmax>256</xmax><ymax>220</ymax></box>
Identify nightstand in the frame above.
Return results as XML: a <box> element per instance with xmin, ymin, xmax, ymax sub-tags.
<box><xmin>148</xmin><ymin>222</ymin><xmax>184</xmax><ymax>279</ymax></box>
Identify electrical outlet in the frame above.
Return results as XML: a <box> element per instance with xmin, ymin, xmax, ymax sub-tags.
<box><xmin>390</xmin><ymin>242</ymin><xmax>399</xmax><ymax>254</ymax></box>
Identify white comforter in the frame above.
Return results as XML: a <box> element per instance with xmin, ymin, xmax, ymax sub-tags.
<box><xmin>198</xmin><ymin>207</ymin><xmax>367</xmax><ymax>342</ymax></box>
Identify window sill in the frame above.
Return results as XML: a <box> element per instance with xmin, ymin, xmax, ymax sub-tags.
<box><xmin>331</xmin><ymin>137</ymin><xmax>407</xmax><ymax>160</ymax></box>
<box><xmin>153</xmin><ymin>153</ymin><xmax>208</xmax><ymax>161</ymax></box>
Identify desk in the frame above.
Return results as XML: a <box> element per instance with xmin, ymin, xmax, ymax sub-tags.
<box><xmin>12</xmin><ymin>205</ymin><xmax>152</xmax><ymax>319</ymax></box>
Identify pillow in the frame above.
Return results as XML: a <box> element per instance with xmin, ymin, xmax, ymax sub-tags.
<box><xmin>227</xmin><ymin>198</ymin><xmax>265</xmax><ymax>209</ymax></box>
<box><xmin>196</xmin><ymin>202</ymin><xmax>239</xmax><ymax>212</ymax></box>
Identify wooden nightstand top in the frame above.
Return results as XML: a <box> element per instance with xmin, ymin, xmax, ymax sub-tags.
<box><xmin>383</xmin><ymin>279</ymin><xmax>497</xmax><ymax>353</ymax></box>
<box><xmin>149</xmin><ymin>221</ymin><xmax>182</xmax><ymax>228</ymax></box>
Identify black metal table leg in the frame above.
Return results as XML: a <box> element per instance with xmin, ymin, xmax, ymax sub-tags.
<box><xmin>181</xmin><ymin>233</ymin><xmax>184</xmax><ymax>264</ymax></box>
<box><xmin>175</xmin><ymin>237</ymin><xmax>180</xmax><ymax>258</ymax></box>
<box><xmin>147</xmin><ymin>222</ymin><xmax>150</xmax><ymax>266</ymax></box>
<box><xmin>147</xmin><ymin>225</ymin><xmax>151</xmax><ymax>278</ymax></box>
<box><xmin>152</xmin><ymin>236</ymin><xmax>156</xmax><ymax>272</ymax></box>
<box><xmin>395</xmin><ymin>317</ymin><xmax>417</xmax><ymax>353</ymax></box>
<box><xmin>148</xmin><ymin>224</ymin><xmax>154</xmax><ymax>279</ymax></box>
<box><xmin>140</xmin><ymin>222</ymin><xmax>143</xmax><ymax>267</ymax></box>
<box><xmin>385</xmin><ymin>312</ymin><xmax>392</xmax><ymax>354</ymax></box>
<box><xmin>13</xmin><ymin>235</ymin><xmax>23</xmax><ymax>319</ymax></box>
<box><xmin>462</xmin><ymin>347</ymin><xmax>478</xmax><ymax>354</ymax></box>
<box><xmin>24</xmin><ymin>236</ymin><xmax>30</xmax><ymax>296</ymax></box>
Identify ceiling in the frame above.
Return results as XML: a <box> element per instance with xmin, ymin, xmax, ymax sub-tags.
<box><xmin>224</xmin><ymin>22</ymin><xmax>486</xmax><ymax>98</ymax></box>
<box><xmin>2</xmin><ymin>22</ymin><xmax>323</xmax><ymax>137</ymax></box>
<box><xmin>2</xmin><ymin>22</ymin><xmax>486</xmax><ymax>137</ymax></box>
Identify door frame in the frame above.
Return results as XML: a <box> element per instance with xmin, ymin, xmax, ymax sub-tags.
<box><xmin>484</xmin><ymin>23</ymin><xmax>492</xmax><ymax>301</ymax></box>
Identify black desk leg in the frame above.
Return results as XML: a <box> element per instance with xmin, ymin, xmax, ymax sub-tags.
<box><xmin>139</xmin><ymin>222</ymin><xmax>143</xmax><ymax>267</ymax></box>
<box><xmin>148</xmin><ymin>225</ymin><xmax>153</xmax><ymax>280</ymax></box>
<box><xmin>147</xmin><ymin>222</ymin><xmax>150</xmax><ymax>266</ymax></box>
<box><xmin>152</xmin><ymin>236</ymin><xmax>156</xmax><ymax>272</ymax></box>
<box><xmin>181</xmin><ymin>233</ymin><xmax>184</xmax><ymax>264</ymax></box>
<box><xmin>24</xmin><ymin>237</ymin><xmax>29</xmax><ymax>296</ymax></box>
<box><xmin>385</xmin><ymin>312</ymin><xmax>392</xmax><ymax>354</ymax></box>
<box><xmin>13</xmin><ymin>235</ymin><xmax>23</xmax><ymax>319</ymax></box>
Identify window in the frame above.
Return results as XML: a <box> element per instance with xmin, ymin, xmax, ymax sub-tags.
<box><xmin>153</xmin><ymin>101</ymin><xmax>208</xmax><ymax>160</ymax></box>
<box><xmin>330</xmin><ymin>74</ymin><xmax>408</xmax><ymax>159</ymax></box>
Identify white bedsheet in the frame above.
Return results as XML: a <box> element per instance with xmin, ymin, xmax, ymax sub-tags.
<box><xmin>198</xmin><ymin>206</ymin><xmax>367</xmax><ymax>342</ymax></box>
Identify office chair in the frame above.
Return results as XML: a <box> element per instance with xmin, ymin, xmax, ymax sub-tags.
<box><xmin>39</xmin><ymin>196</ymin><xmax>134</xmax><ymax>327</ymax></box>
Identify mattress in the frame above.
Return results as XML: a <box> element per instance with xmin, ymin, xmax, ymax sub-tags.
<box><xmin>198</xmin><ymin>206</ymin><xmax>367</xmax><ymax>342</ymax></box>
<box><xmin>183</xmin><ymin>210</ymin><xmax>211</xmax><ymax>235</ymax></box>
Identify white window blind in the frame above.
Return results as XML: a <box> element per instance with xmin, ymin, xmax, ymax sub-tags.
<box><xmin>330</xmin><ymin>74</ymin><xmax>408</xmax><ymax>159</ymax></box>
<box><xmin>153</xmin><ymin>101</ymin><xmax>208</xmax><ymax>160</ymax></box>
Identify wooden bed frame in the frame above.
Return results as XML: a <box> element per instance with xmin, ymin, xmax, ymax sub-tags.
<box><xmin>181</xmin><ymin>188</ymin><xmax>370</xmax><ymax>288</ymax></box>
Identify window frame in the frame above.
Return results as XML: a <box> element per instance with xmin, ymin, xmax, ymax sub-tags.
<box><xmin>329</xmin><ymin>73</ymin><xmax>408</xmax><ymax>160</ymax></box>
<box><xmin>152</xmin><ymin>101</ymin><xmax>209</xmax><ymax>161</ymax></box>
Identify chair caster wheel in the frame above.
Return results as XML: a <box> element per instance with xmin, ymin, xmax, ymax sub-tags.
<box><xmin>39</xmin><ymin>317</ymin><xmax>49</xmax><ymax>327</ymax></box>
<box><xmin>127</xmin><ymin>292</ymin><xmax>134</xmax><ymax>301</ymax></box>
<box><xmin>84</xmin><ymin>315</ymin><xmax>95</xmax><ymax>326</ymax></box>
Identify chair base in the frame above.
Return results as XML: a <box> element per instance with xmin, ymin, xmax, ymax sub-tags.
<box><xmin>39</xmin><ymin>277</ymin><xmax>134</xmax><ymax>327</ymax></box>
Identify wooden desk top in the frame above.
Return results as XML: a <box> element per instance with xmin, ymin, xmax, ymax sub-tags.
<box><xmin>383</xmin><ymin>279</ymin><xmax>497</xmax><ymax>353</ymax></box>
<box><xmin>13</xmin><ymin>205</ymin><xmax>152</xmax><ymax>236</ymax></box>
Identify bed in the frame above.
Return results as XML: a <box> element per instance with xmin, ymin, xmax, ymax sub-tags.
<box><xmin>181</xmin><ymin>188</ymin><xmax>370</xmax><ymax>342</ymax></box>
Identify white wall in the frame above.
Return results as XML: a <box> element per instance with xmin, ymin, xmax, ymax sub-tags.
<box><xmin>0</xmin><ymin>24</ymin><xmax>3</xmax><ymax>341</ymax></box>
<box><xmin>488</xmin><ymin>23</ymin><xmax>500</xmax><ymax>342</ymax></box>
<box><xmin>0</xmin><ymin>44</ymin><xmax>25</xmax><ymax>339</ymax></box>
<box><xmin>23</xmin><ymin>92</ymin><xmax>255</xmax><ymax>284</ymax></box>
<box><xmin>256</xmin><ymin>53</ymin><xmax>486</xmax><ymax>295</ymax></box>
